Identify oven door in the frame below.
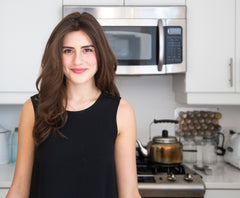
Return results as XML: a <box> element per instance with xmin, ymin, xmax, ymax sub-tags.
<box><xmin>139</xmin><ymin>188</ymin><xmax>205</xmax><ymax>198</ymax></box>
<box><xmin>138</xmin><ymin>174</ymin><xmax>205</xmax><ymax>198</ymax></box>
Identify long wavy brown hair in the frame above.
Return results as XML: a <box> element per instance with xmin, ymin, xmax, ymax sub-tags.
<box><xmin>33</xmin><ymin>12</ymin><xmax>120</xmax><ymax>145</ymax></box>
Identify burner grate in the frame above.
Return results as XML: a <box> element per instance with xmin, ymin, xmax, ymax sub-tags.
<box><xmin>137</xmin><ymin>156</ymin><xmax>186</xmax><ymax>175</ymax></box>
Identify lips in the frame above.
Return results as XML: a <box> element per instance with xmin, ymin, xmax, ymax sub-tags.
<box><xmin>71</xmin><ymin>68</ymin><xmax>88</xmax><ymax>74</ymax></box>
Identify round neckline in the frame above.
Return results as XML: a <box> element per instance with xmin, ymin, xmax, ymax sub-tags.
<box><xmin>66</xmin><ymin>91</ymin><xmax>103</xmax><ymax>114</ymax></box>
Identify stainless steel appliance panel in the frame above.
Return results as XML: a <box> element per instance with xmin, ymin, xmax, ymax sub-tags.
<box><xmin>63</xmin><ymin>6</ymin><xmax>186</xmax><ymax>19</ymax></box>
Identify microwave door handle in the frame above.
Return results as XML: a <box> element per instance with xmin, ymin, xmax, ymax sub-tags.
<box><xmin>158</xmin><ymin>19</ymin><xmax>164</xmax><ymax>71</ymax></box>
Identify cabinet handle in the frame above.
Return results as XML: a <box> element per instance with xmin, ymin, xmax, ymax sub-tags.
<box><xmin>229</xmin><ymin>58</ymin><xmax>233</xmax><ymax>87</ymax></box>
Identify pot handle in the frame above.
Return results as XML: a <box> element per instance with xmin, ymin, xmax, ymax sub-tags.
<box><xmin>149</xmin><ymin>119</ymin><xmax>179</xmax><ymax>141</ymax></box>
<box><xmin>216</xmin><ymin>132</ymin><xmax>226</xmax><ymax>156</ymax></box>
<box><xmin>153</xmin><ymin>119</ymin><xmax>178</xmax><ymax>124</ymax></box>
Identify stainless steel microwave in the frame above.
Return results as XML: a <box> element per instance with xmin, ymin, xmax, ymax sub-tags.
<box><xmin>63</xmin><ymin>6</ymin><xmax>186</xmax><ymax>75</ymax></box>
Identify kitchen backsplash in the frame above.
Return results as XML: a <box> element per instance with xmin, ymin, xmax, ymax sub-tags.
<box><xmin>1</xmin><ymin>75</ymin><xmax>240</xmax><ymax>145</ymax></box>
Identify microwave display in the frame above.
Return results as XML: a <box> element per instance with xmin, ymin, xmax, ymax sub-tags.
<box><xmin>164</xmin><ymin>26</ymin><xmax>183</xmax><ymax>64</ymax></box>
<box><xmin>103</xmin><ymin>26</ymin><xmax>158</xmax><ymax>66</ymax></box>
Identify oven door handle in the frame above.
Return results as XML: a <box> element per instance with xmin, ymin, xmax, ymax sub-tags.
<box><xmin>158</xmin><ymin>19</ymin><xmax>164</xmax><ymax>71</ymax></box>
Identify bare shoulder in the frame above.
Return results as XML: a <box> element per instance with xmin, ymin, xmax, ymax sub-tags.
<box><xmin>19</xmin><ymin>98</ymin><xmax>35</xmax><ymax>127</ymax></box>
<box><xmin>116</xmin><ymin>98</ymin><xmax>136</xmax><ymax>135</ymax></box>
<box><xmin>22</xmin><ymin>98</ymin><xmax>34</xmax><ymax>117</ymax></box>
<box><xmin>23</xmin><ymin>98</ymin><xmax>34</xmax><ymax>112</ymax></box>
<box><xmin>118</xmin><ymin>98</ymin><xmax>135</xmax><ymax>115</ymax></box>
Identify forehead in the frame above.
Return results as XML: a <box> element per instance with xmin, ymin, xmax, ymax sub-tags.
<box><xmin>63</xmin><ymin>30</ymin><xmax>93</xmax><ymax>46</ymax></box>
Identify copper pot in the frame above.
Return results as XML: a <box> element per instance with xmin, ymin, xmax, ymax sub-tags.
<box><xmin>136</xmin><ymin>120</ymin><xmax>182</xmax><ymax>164</ymax></box>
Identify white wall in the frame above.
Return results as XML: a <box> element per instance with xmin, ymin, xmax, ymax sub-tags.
<box><xmin>117</xmin><ymin>75</ymin><xmax>178</xmax><ymax>144</ymax></box>
<box><xmin>0</xmin><ymin>105</ymin><xmax>22</xmax><ymax>135</ymax></box>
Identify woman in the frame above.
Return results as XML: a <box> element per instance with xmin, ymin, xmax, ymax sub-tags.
<box><xmin>7</xmin><ymin>12</ymin><xmax>141</xmax><ymax>198</ymax></box>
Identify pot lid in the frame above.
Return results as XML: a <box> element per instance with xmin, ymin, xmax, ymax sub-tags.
<box><xmin>153</xmin><ymin>130</ymin><xmax>178</xmax><ymax>144</ymax></box>
<box><xmin>153</xmin><ymin>136</ymin><xmax>177</xmax><ymax>144</ymax></box>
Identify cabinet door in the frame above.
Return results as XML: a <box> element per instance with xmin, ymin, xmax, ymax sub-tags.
<box><xmin>0</xmin><ymin>0</ymin><xmax>62</xmax><ymax>103</ymax></box>
<box><xmin>0</xmin><ymin>0</ymin><xmax>62</xmax><ymax>92</ymax></box>
<box><xmin>237</xmin><ymin>0</ymin><xmax>240</xmax><ymax>92</ymax></box>
<box><xmin>186</xmin><ymin>0</ymin><xmax>236</xmax><ymax>92</ymax></box>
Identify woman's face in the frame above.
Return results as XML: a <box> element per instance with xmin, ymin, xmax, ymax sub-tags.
<box><xmin>62</xmin><ymin>30</ymin><xmax>98</xmax><ymax>86</ymax></box>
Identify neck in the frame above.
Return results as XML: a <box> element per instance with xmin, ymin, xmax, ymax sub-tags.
<box><xmin>65</xmin><ymin>82</ymin><xmax>101</xmax><ymax>111</ymax></box>
<box><xmin>67</xmin><ymin>84</ymin><xmax>99</xmax><ymax>100</ymax></box>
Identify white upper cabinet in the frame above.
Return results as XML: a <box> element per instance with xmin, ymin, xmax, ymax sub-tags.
<box><xmin>125</xmin><ymin>0</ymin><xmax>185</xmax><ymax>5</ymax></box>
<box><xmin>186</xmin><ymin>0</ymin><xmax>236</xmax><ymax>93</ymax></box>
<box><xmin>0</xmin><ymin>0</ymin><xmax>62</xmax><ymax>104</ymax></box>
<box><xmin>173</xmin><ymin>0</ymin><xmax>240</xmax><ymax>105</ymax></box>
<box><xmin>63</xmin><ymin>0</ymin><xmax>124</xmax><ymax>5</ymax></box>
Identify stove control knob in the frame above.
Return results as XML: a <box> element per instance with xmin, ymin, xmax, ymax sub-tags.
<box><xmin>184</xmin><ymin>173</ymin><xmax>193</xmax><ymax>182</ymax></box>
<box><xmin>167</xmin><ymin>173</ymin><xmax>177</xmax><ymax>182</ymax></box>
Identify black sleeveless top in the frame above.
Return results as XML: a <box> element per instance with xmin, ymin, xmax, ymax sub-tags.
<box><xmin>29</xmin><ymin>92</ymin><xmax>120</xmax><ymax>198</ymax></box>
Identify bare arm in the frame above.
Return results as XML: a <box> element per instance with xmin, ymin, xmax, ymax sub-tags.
<box><xmin>115</xmin><ymin>99</ymin><xmax>141</xmax><ymax>198</ymax></box>
<box><xmin>6</xmin><ymin>99</ymin><xmax>35</xmax><ymax>198</ymax></box>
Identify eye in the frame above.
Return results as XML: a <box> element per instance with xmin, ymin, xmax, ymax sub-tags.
<box><xmin>62</xmin><ymin>48</ymin><xmax>73</xmax><ymax>54</ymax></box>
<box><xmin>82</xmin><ymin>47</ymin><xmax>95</xmax><ymax>54</ymax></box>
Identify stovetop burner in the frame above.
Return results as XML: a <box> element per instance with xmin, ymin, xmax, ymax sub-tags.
<box><xmin>136</xmin><ymin>153</ymin><xmax>200</xmax><ymax>176</ymax></box>
<box><xmin>137</xmin><ymin>157</ymin><xmax>186</xmax><ymax>175</ymax></box>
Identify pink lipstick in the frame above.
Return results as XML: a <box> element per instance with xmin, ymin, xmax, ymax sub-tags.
<box><xmin>71</xmin><ymin>68</ymin><xmax>87</xmax><ymax>74</ymax></box>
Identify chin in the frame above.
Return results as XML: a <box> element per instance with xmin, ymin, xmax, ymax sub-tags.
<box><xmin>68</xmin><ymin>76</ymin><xmax>95</xmax><ymax>86</ymax></box>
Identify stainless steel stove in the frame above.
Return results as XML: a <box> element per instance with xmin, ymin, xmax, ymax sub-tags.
<box><xmin>137</xmin><ymin>150</ymin><xmax>206</xmax><ymax>198</ymax></box>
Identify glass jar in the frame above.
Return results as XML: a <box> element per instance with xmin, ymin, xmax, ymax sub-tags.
<box><xmin>182</xmin><ymin>135</ymin><xmax>197</xmax><ymax>163</ymax></box>
<box><xmin>202</xmin><ymin>136</ymin><xmax>217</xmax><ymax>165</ymax></box>
<box><xmin>194</xmin><ymin>136</ymin><xmax>204</xmax><ymax>166</ymax></box>
<box><xmin>11</xmin><ymin>127</ymin><xmax>18</xmax><ymax>163</ymax></box>
<box><xmin>0</xmin><ymin>125</ymin><xmax>11</xmax><ymax>164</ymax></box>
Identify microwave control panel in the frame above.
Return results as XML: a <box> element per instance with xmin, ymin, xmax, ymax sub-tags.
<box><xmin>164</xmin><ymin>26</ymin><xmax>183</xmax><ymax>64</ymax></box>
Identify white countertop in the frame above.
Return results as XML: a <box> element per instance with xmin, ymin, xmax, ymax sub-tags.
<box><xmin>185</xmin><ymin>159</ymin><xmax>240</xmax><ymax>190</ymax></box>
<box><xmin>1</xmin><ymin>160</ymin><xmax>240</xmax><ymax>190</ymax></box>
<box><xmin>0</xmin><ymin>163</ymin><xmax>15</xmax><ymax>188</ymax></box>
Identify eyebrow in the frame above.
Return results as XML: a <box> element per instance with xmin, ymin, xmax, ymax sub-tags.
<box><xmin>81</xmin><ymin>45</ymin><xmax>94</xmax><ymax>49</ymax></box>
<box><xmin>62</xmin><ymin>45</ymin><xmax>94</xmax><ymax>49</ymax></box>
<box><xmin>62</xmin><ymin>46</ymin><xmax>74</xmax><ymax>49</ymax></box>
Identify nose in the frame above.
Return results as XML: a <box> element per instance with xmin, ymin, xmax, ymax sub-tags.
<box><xmin>73</xmin><ymin>50</ymin><xmax>84</xmax><ymax>65</ymax></box>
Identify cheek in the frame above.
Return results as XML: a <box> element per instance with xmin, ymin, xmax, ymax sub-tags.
<box><xmin>62</xmin><ymin>55</ymin><xmax>69</xmax><ymax>67</ymax></box>
<box><xmin>87</xmin><ymin>54</ymin><xmax>97</xmax><ymax>66</ymax></box>
<box><xmin>62</xmin><ymin>56</ymin><xmax>70</xmax><ymax>76</ymax></box>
